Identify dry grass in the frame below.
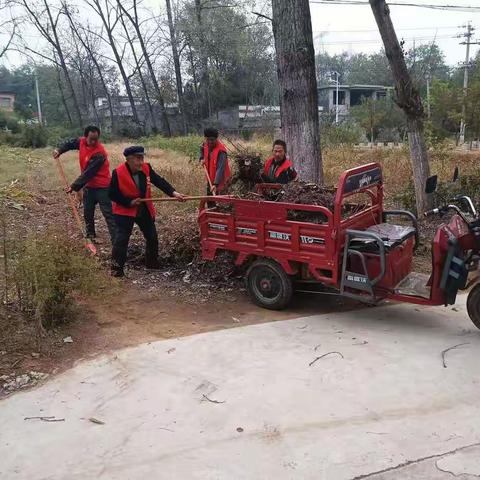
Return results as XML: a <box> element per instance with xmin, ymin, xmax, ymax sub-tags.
<box><xmin>1</xmin><ymin>139</ymin><xmax>480</xmax><ymax>215</ymax></box>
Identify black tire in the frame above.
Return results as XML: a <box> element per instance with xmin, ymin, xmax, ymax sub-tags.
<box><xmin>467</xmin><ymin>284</ymin><xmax>480</xmax><ymax>330</ymax></box>
<box><xmin>246</xmin><ymin>258</ymin><xmax>293</xmax><ymax>310</ymax></box>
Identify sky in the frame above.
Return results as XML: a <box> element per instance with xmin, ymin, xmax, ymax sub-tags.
<box><xmin>1</xmin><ymin>0</ymin><xmax>480</xmax><ymax>68</ymax></box>
<box><xmin>308</xmin><ymin>1</ymin><xmax>480</xmax><ymax>66</ymax></box>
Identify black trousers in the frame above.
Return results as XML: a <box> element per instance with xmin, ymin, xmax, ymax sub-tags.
<box><xmin>111</xmin><ymin>210</ymin><xmax>159</xmax><ymax>272</ymax></box>
<box><xmin>83</xmin><ymin>187</ymin><xmax>116</xmax><ymax>243</ymax></box>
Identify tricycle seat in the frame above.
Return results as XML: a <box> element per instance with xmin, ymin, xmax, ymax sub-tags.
<box><xmin>350</xmin><ymin>223</ymin><xmax>416</xmax><ymax>252</ymax></box>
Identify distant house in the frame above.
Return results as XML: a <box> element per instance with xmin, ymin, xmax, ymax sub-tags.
<box><xmin>92</xmin><ymin>96</ymin><xmax>182</xmax><ymax>134</ymax></box>
<box><xmin>0</xmin><ymin>91</ymin><xmax>15</xmax><ymax>112</ymax></box>
<box><xmin>318</xmin><ymin>84</ymin><xmax>393</xmax><ymax>118</ymax></box>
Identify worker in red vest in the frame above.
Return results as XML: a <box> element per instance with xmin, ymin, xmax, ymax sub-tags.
<box><xmin>199</xmin><ymin>127</ymin><xmax>231</xmax><ymax>195</ymax></box>
<box><xmin>53</xmin><ymin>125</ymin><xmax>116</xmax><ymax>243</ymax></box>
<box><xmin>109</xmin><ymin>146</ymin><xmax>185</xmax><ymax>277</ymax></box>
<box><xmin>261</xmin><ymin>139</ymin><xmax>298</xmax><ymax>184</ymax></box>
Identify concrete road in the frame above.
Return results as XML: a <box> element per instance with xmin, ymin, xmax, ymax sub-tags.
<box><xmin>1</xmin><ymin>298</ymin><xmax>480</xmax><ymax>480</ymax></box>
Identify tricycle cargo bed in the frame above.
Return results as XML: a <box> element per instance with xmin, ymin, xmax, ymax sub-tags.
<box><xmin>199</xmin><ymin>163</ymin><xmax>386</xmax><ymax>285</ymax></box>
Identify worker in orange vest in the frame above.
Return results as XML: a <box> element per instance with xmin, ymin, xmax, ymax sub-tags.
<box><xmin>261</xmin><ymin>139</ymin><xmax>298</xmax><ymax>184</ymax></box>
<box><xmin>199</xmin><ymin>127</ymin><xmax>231</xmax><ymax>195</ymax></box>
<box><xmin>109</xmin><ymin>146</ymin><xmax>185</xmax><ymax>277</ymax></box>
<box><xmin>53</xmin><ymin>125</ymin><xmax>116</xmax><ymax>243</ymax></box>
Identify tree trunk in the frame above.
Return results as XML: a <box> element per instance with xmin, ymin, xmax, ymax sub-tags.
<box><xmin>63</xmin><ymin>6</ymin><xmax>116</xmax><ymax>132</ymax></box>
<box><xmin>271</xmin><ymin>0</ymin><xmax>323</xmax><ymax>184</ymax></box>
<box><xmin>194</xmin><ymin>0</ymin><xmax>212</xmax><ymax>118</ymax></box>
<box><xmin>369</xmin><ymin>0</ymin><xmax>432</xmax><ymax>213</ymax></box>
<box><xmin>42</xmin><ymin>0</ymin><xmax>83</xmax><ymax>126</ymax></box>
<box><xmin>54</xmin><ymin>53</ymin><xmax>73</xmax><ymax>126</ymax></box>
<box><xmin>407</xmin><ymin>117</ymin><xmax>431</xmax><ymax>213</ymax></box>
<box><xmin>119</xmin><ymin>13</ymin><xmax>158</xmax><ymax>133</ymax></box>
<box><xmin>117</xmin><ymin>0</ymin><xmax>171</xmax><ymax>136</ymax></box>
<box><xmin>88</xmin><ymin>0</ymin><xmax>141</xmax><ymax>128</ymax></box>
<box><xmin>165</xmin><ymin>0</ymin><xmax>187</xmax><ymax>134</ymax></box>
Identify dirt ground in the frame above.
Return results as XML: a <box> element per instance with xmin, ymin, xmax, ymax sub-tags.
<box><xmin>0</xmin><ymin>143</ymin><xmax>454</xmax><ymax>397</ymax></box>
<box><xmin>0</xmin><ymin>274</ymin><xmax>362</xmax><ymax>398</ymax></box>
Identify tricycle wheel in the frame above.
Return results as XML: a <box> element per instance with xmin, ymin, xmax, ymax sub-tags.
<box><xmin>467</xmin><ymin>284</ymin><xmax>480</xmax><ymax>330</ymax></box>
<box><xmin>246</xmin><ymin>259</ymin><xmax>293</xmax><ymax>310</ymax></box>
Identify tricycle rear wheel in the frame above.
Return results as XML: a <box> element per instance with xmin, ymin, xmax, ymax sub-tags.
<box><xmin>467</xmin><ymin>283</ymin><xmax>480</xmax><ymax>330</ymax></box>
<box><xmin>246</xmin><ymin>259</ymin><xmax>293</xmax><ymax>310</ymax></box>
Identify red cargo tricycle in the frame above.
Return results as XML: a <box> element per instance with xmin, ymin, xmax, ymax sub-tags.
<box><xmin>198</xmin><ymin>163</ymin><xmax>480</xmax><ymax>329</ymax></box>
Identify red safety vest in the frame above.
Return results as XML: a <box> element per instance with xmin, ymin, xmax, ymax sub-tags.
<box><xmin>78</xmin><ymin>137</ymin><xmax>111</xmax><ymax>188</ymax></box>
<box><xmin>111</xmin><ymin>163</ymin><xmax>156</xmax><ymax>218</ymax></box>
<box><xmin>203</xmin><ymin>141</ymin><xmax>231</xmax><ymax>192</ymax></box>
<box><xmin>263</xmin><ymin>156</ymin><xmax>294</xmax><ymax>179</ymax></box>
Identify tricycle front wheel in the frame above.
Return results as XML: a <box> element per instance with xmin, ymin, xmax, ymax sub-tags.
<box><xmin>246</xmin><ymin>259</ymin><xmax>293</xmax><ymax>310</ymax></box>
<box><xmin>467</xmin><ymin>283</ymin><xmax>480</xmax><ymax>330</ymax></box>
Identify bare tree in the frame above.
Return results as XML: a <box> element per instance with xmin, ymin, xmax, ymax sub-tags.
<box><xmin>370</xmin><ymin>0</ymin><xmax>432</xmax><ymax>213</ymax></box>
<box><xmin>271</xmin><ymin>0</ymin><xmax>322</xmax><ymax>183</ymax></box>
<box><xmin>165</xmin><ymin>0</ymin><xmax>187</xmax><ymax>133</ymax></box>
<box><xmin>194</xmin><ymin>0</ymin><xmax>211</xmax><ymax>118</ymax></box>
<box><xmin>117</xmin><ymin>6</ymin><xmax>159</xmax><ymax>133</ymax></box>
<box><xmin>0</xmin><ymin>1</ymin><xmax>16</xmax><ymax>59</ymax></box>
<box><xmin>84</xmin><ymin>0</ymin><xmax>142</xmax><ymax>128</ymax></box>
<box><xmin>18</xmin><ymin>0</ymin><xmax>84</xmax><ymax>125</ymax></box>
<box><xmin>62</xmin><ymin>4</ymin><xmax>116</xmax><ymax>131</ymax></box>
<box><xmin>53</xmin><ymin>50</ymin><xmax>74</xmax><ymax>126</ymax></box>
<box><xmin>116</xmin><ymin>0</ymin><xmax>171</xmax><ymax>136</ymax></box>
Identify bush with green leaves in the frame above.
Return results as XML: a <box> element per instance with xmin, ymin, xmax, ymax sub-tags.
<box><xmin>11</xmin><ymin>231</ymin><xmax>112</xmax><ymax>329</ymax></box>
<box><xmin>17</xmin><ymin>124</ymin><xmax>48</xmax><ymax>148</ymax></box>
<box><xmin>0</xmin><ymin>110</ymin><xmax>21</xmax><ymax>134</ymax></box>
<box><xmin>142</xmin><ymin>134</ymin><xmax>203</xmax><ymax>162</ymax></box>
<box><xmin>320</xmin><ymin>120</ymin><xmax>363</xmax><ymax>149</ymax></box>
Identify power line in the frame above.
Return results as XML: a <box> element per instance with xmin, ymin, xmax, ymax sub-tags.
<box><xmin>310</xmin><ymin>1</ymin><xmax>480</xmax><ymax>11</ymax></box>
<box><xmin>313</xmin><ymin>25</ymin><xmax>460</xmax><ymax>34</ymax></box>
<box><xmin>317</xmin><ymin>34</ymin><xmax>458</xmax><ymax>46</ymax></box>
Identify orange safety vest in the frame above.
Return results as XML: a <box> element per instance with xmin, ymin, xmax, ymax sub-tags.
<box><xmin>78</xmin><ymin>137</ymin><xmax>111</xmax><ymax>188</ymax></box>
<box><xmin>111</xmin><ymin>163</ymin><xmax>156</xmax><ymax>218</ymax></box>
<box><xmin>263</xmin><ymin>156</ymin><xmax>294</xmax><ymax>179</ymax></box>
<box><xmin>203</xmin><ymin>141</ymin><xmax>231</xmax><ymax>192</ymax></box>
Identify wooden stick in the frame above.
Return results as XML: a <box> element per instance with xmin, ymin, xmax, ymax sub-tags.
<box><xmin>202</xmin><ymin>163</ymin><xmax>216</xmax><ymax>195</ymax></box>
<box><xmin>140</xmin><ymin>195</ymin><xmax>233</xmax><ymax>203</ymax></box>
<box><xmin>53</xmin><ymin>156</ymin><xmax>96</xmax><ymax>256</ymax></box>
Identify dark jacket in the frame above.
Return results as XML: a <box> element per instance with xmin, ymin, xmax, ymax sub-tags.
<box><xmin>109</xmin><ymin>163</ymin><xmax>175</xmax><ymax>208</ymax></box>
<box><xmin>57</xmin><ymin>138</ymin><xmax>106</xmax><ymax>192</ymax></box>
<box><xmin>261</xmin><ymin>159</ymin><xmax>298</xmax><ymax>185</ymax></box>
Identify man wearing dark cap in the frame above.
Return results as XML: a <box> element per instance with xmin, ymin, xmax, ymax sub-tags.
<box><xmin>109</xmin><ymin>146</ymin><xmax>185</xmax><ymax>277</ymax></box>
<box><xmin>53</xmin><ymin>125</ymin><xmax>116</xmax><ymax>243</ymax></box>
<box><xmin>199</xmin><ymin>127</ymin><xmax>231</xmax><ymax>195</ymax></box>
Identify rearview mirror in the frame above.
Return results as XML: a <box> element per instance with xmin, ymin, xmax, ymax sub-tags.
<box><xmin>425</xmin><ymin>175</ymin><xmax>438</xmax><ymax>194</ymax></box>
<box><xmin>453</xmin><ymin>166</ymin><xmax>459</xmax><ymax>182</ymax></box>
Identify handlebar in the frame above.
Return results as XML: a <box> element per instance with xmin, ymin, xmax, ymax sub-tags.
<box><xmin>424</xmin><ymin>205</ymin><xmax>470</xmax><ymax>224</ymax></box>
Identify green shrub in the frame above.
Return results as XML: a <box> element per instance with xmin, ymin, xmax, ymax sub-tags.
<box><xmin>321</xmin><ymin>121</ymin><xmax>363</xmax><ymax>149</ymax></box>
<box><xmin>11</xmin><ymin>230</ymin><xmax>113</xmax><ymax>329</ymax></box>
<box><xmin>142</xmin><ymin>134</ymin><xmax>203</xmax><ymax>161</ymax></box>
<box><xmin>47</xmin><ymin>125</ymin><xmax>82</xmax><ymax>147</ymax></box>
<box><xmin>0</xmin><ymin>131</ymin><xmax>20</xmax><ymax>146</ymax></box>
<box><xmin>18</xmin><ymin>124</ymin><xmax>48</xmax><ymax>148</ymax></box>
<box><xmin>0</xmin><ymin>110</ymin><xmax>20</xmax><ymax>134</ymax></box>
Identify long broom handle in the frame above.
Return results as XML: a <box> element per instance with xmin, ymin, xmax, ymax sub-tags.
<box><xmin>54</xmin><ymin>156</ymin><xmax>85</xmax><ymax>234</ymax></box>
<box><xmin>139</xmin><ymin>195</ymin><xmax>233</xmax><ymax>203</ymax></box>
<box><xmin>202</xmin><ymin>163</ymin><xmax>216</xmax><ymax>195</ymax></box>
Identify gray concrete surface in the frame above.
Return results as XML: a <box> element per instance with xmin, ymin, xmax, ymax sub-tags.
<box><xmin>1</xmin><ymin>298</ymin><xmax>480</xmax><ymax>480</ymax></box>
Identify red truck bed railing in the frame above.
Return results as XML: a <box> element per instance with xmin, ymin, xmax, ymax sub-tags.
<box><xmin>198</xmin><ymin>163</ymin><xmax>384</xmax><ymax>285</ymax></box>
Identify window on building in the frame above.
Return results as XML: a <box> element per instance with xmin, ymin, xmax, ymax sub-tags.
<box><xmin>333</xmin><ymin>90</ymin><xmax>346</xmax><ymax>105</ymax></box>
<box><xmin>0</xmin><ymin>97</ymin><xmax>11</xmax><ymax>108</ymax></box>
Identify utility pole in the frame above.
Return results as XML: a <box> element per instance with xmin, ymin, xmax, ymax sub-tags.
<box><xmin>458</xmin><ymin>22</ymin><xmax>480</xmax><ymax>144</ymax></box>
<box><xmin>34</xmin><ymin>73</ymin><xmax>43</xmax><ymax>125</ymax></box>
<box><xmin>426</xmin><ymin>73</ymin><xmax>431</xmax><ymax>119</ymax></box>
<box><xmin>333</xmin><ymin>71</ymin><xmax>340</xmax><ymax>124</ymax></box>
